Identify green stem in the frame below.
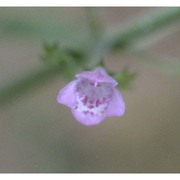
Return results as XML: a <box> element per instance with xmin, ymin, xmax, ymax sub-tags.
<box><xmin>85</xmin><ymin>7</ymin><xmax>102</xmax><ymax>42</ymax></box>
<box><xmin>88</xmin><ymin>8</ymin><xmax>180</xmax><ymax>68</ymax></box>
<box><xmin>0</xmin><ymin>66</ymin><xmax>61</xmax><ymax>106</ymax></box>
<box><xmin>1</xmin><ymin>8</ymin><xmax>180</xmax><ymax>105</ymax></box>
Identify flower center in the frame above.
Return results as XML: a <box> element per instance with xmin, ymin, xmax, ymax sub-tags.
<box><xmin>75</xmin><ymin>79</ymin><xmax>112</xmax><ymax>116</ymax></box>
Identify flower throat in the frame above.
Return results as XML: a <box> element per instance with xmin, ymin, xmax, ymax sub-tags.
<box><xmin>75</xmin><ymin>79</ymin><xmax>112</xmax><ymax>116</ymax></box>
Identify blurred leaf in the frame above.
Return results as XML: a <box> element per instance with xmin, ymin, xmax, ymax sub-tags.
<box><xmin>41</xmin><ymin>42</ymin><xmax>86</xmax><ymax>79</ymax></box>
<box><xmin>113</xmin><ymin>68</ymin><xmax>136</xmax><ymax>90</ymax></box>
<box><xmin>42</xmin><ymin>42</ymin><xmax>68</xmax><ymax>66</ymax></box>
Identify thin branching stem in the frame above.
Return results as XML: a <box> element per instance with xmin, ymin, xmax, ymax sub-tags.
<box><xmin>0</xmin><ymin>8</ymin><xmax>180</xmax><ymax>105</ymax></box>
<box><xmin>87</xmin><ymin>8</ymin><xmax>180</xmax><ymax>68</ymax></box>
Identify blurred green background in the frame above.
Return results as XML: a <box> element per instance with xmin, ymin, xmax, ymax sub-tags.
<box><xmin>0</xmin><ymin>7</ymin><xmax>180</xmax><ymax>172</ymax></box>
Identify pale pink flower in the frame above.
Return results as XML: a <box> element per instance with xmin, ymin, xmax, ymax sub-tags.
<box><xmin>57</xmin><ymin>68</ymin><xmax>125</xmax><ymax>126</ymax></box>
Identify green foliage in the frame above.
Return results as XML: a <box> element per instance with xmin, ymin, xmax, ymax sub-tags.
<box><xmin>113</xmin><ymin>69</ymin><xmax>136</xmax><ymax>90</ymax></box>
<box><xmin>42</xmin><ymin>42</ymin><xmax>85</xmax><ymax>66</ymax></box>
<box><xmin>109</xmin><ymin>8</ymin><xmax>180</xmax><ymax>52</ymax></box>
<box><xmin>0</xmin><ymin>66</ymin><xmax>61</xmax><ymax>105</ymax></box>
<box><xmin>0</xmin><ymin>8</ymin><xmax>180</xmax><ymax>105</ymax></box>
<box><xmin>42</xmin><ymin>43</ymin><xmax>66</xmax><ymax>66</ymax></box>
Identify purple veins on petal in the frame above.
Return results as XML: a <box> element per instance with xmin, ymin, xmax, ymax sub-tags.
<box><xmin>81</xmin><ymin>96</ymin><xmax>88</xmax><ymax>105</ymax></box>
<box><xmin>88</xmin><ymin>104</ymin><xmax>94</xmax><ymax>109</ymax></box>
<box><xmin>72</xmin><ymin>110</ymin><xmax>105</xmax><ymax>126</ymax></box>
<box><xmin>57</xmin><ymin>67</ymin><xmax>126</xmax><ymax>126</ymax></box>
<box><xmin>96</xmin><ymin>99</ymin><xmax>100</xmax><ymax>107</ymax></box>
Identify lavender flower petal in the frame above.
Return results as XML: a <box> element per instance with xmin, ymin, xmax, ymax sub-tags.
<box><xmin>57</xmin><ymin>67</ymin><xmax>126</xmax><ymax>126</ymax></box>
<box><xmin>76</xmin><ymin>67</ymin><xmax>117</xmax><ymax>86</ymax></box>
<box><xmin>72</xmin><ymin>110</ymin><xmax>105</xmax><ymax>126</ymax></box>
<box><xmin>105</xmin><ymin>89</ymin><xmax>125</xmax><ymax>117</ymax></box>
<box><xmin>57</xmin><ymin>80</ymin><xmax>78</xmax><ymax>108</ymax></box>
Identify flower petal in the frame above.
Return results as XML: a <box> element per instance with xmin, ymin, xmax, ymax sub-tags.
<box><xmin>105</xmin><ymin>89</ymin><xmax>125</xmax><ymax>117</ymax></box>
<box><xmin>72</xmin><ymin>110</ymin><xmax>105</xmax><ymax>126</ymax></box>
<box><xmin>57</xmin><ymin>80</ymin><xmax>78</xmax><ymax>108</ymax></box>
<box><xmin>76</xmin><ymin>67</ymin><xmax>117</xmax><ymax>86</ymax></box>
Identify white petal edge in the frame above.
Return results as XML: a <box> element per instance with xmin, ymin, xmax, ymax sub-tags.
<box><xmin>72</xmin><ymin>110</ymin><xmax>105</xmax><ymax>126</ymax></box>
